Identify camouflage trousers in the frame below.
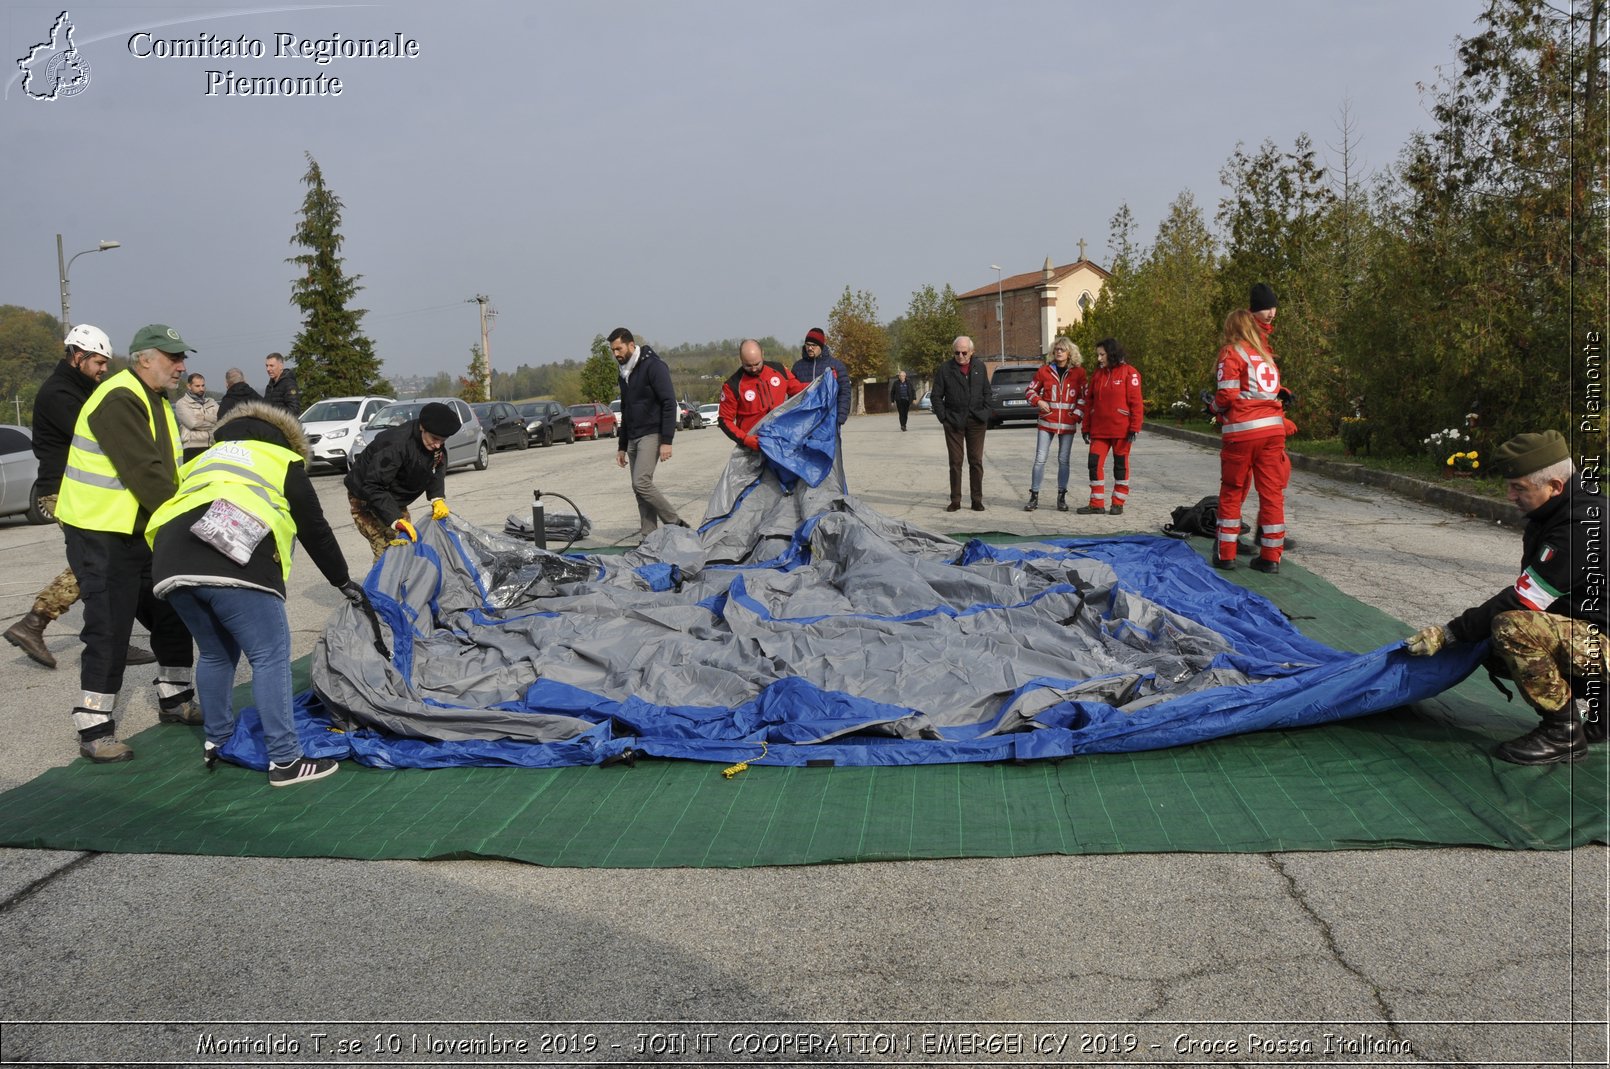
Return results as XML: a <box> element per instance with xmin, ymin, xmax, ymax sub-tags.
<box><xmin>31</xmin><ymin>495</ymin><xmax>81</xmax><ymax>621</ymax></box>
<box><xmin>349</xmin><ymin>493</ymin><xmax>411</xmax><ymax>561</ymax></box>
<box><xmin>1490</xmin><ymin>610</ymin><xmax>1607</xmax><ymax>717</ymax></box>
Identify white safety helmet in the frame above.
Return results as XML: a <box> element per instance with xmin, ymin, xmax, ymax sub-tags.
<box><xmin>63</xmin><ymin>324</ymin><xmax>113</xmax><ymax>358</ymax></box>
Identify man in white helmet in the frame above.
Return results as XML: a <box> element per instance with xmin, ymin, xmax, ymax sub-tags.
<box><xmin>4</xmin><ymin>326</ymin><xmax>156</xmax><ymax>670</ymax></box>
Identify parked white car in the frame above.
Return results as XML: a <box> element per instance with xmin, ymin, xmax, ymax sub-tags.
<box><xmin>349</xmin><ymin>397</ymin><xmax>490</xmax><ymax>472</ymax></box>
<box><xmin>299</xmin><ymin>395</ymin><xmax>395</xmax><ymax>472</ymax></box>
<box><xmin>697</xmin><ymin>403</ymin><xmax>721</xmax><ymax>428</ymax></box>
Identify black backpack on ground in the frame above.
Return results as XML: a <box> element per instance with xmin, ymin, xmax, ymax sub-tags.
<box><xmin>1163</xmin><ymin>496</ymin><xmax>1219</xmax><ymax>539</ymax></box>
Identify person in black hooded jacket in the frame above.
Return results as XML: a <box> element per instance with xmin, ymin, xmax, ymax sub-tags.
<box><xmin>343</xmin><ymin>401</ymin><xmax>461</xmax><ymax>559</ymax></box>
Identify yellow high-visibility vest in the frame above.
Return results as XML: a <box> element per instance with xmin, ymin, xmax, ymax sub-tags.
<box><xmin>55</xmin><ymin>369</ymin><xmax>183</xmax><ymax>534</ymax></box>
<box><xmin>147</xmin><ymin>440</ymin><xmax>300</xmax><ymax>579</ymax></box>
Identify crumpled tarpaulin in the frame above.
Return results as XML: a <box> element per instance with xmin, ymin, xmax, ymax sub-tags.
<box><xmin>219</xmin><ymin>373</ymin><xmax>1484</xmax><ymax>771</ymax></box>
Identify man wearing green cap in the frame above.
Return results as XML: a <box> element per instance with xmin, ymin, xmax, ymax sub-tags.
<box><xmin>54</xmin><ymin>325</ymin><xmax>198</xmax><ymax>762</ymax></box>
<box><xmin>1406</xmin><ymin>429</ymin><xmax>1606</xmax><ymax>765</ymax></box>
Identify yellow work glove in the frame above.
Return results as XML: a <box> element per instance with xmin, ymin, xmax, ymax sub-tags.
<box><xmin>388</xmin><ymin>518</ymin><xmax>418</xmax><ymax>546</ymax></box>
<box><xmin>1405</xmin><ymin>624</ymin><xmax>1448</xmax><ymax>657</ymax></box>
<box><xmin>431</xmin><ymin>498</ymin><xmax>450</xmax><ymax>521</ymax></box>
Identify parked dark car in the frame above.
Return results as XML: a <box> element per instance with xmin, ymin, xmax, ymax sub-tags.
<box><xmin>677</xmin><ymin>400</ymin><xmax>702</xmax><ymax>430</ymax></box>
<box><xmin>471</xmin><ymin>401</ymin><xmax>530</xmax><ymax>452</ymax></box>
<box><xmin>988</xmin><ymin>364</ymin><xmax>1045</xmax><ymax>427</ymax></box>
<box><xmin>568</xmin><ymin>402</ymin><xmax>618</xmax><ymax>441</ymax></box>
<box><xmin>517</xmin><ymin>400</ymin><xmax>576</xmax><ymax>446</ymax></box>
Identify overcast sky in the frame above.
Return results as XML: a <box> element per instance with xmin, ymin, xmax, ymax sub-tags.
<box><xmin>4</xmin><ymin>0</ymin><xmax>1483</xmax><ymax>381</ymax></box>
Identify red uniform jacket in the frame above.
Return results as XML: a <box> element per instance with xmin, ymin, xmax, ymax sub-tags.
<box><xmin>1213</xmin><ymin>344</ymin><xmax>1285</xmax><ymax>444</ymax></box>
<box><xmin>1025</xmin><ymin>363</ymin><xmax>1086</xmax><ymax>435</ymax></box>
<box><xmin>718</xmin><ymin>361</ymin><xmax>805</xmax><ymax>447</ymax></box>
<box><xmin>1084</xmin><ymin>363</ymin><xmax>1143</xmax><ymax>439</ymax></box>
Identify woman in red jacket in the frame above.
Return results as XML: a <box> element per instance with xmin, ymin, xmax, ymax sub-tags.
<box><xmin>1078</xmin><ymin>338</ymin><xmax>1143</xmax><ymax>515</ymax></box>
<box><xmin>1209</xmin><ymin>309</ymin><xmax>1290</xmax><ymax>573</ymax></box>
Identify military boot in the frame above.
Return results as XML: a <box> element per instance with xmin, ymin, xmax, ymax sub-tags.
<box><xmin>3</xmin><ymin>611</ymin><xmax>55</xmax><ymax>669</ymax></box>
<box><xmin>1023</xmin><ymin>492</ymin><xmax>1039</xmax><ymax>512</ymax></box>
<box><xmin>1494</xmin><ymin>708</ymin><xmax>1587</xmax><ymax>765</ymax></box>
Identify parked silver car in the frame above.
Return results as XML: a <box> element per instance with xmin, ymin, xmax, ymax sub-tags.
<box><xmin>349</xmin><ymin>397</ymin><xmax>490</xmax><ymax>472</ymax></box>
<box><xmin>0</xmin><ymin>425</ymin><xmax>48</xmax><ymax>524</ymax></box>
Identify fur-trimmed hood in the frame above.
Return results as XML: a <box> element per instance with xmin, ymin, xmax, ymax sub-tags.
<box><xmin>212</xmin><ymin>398</ymin><xmax>311</xmax><ymax>461</ymax></box>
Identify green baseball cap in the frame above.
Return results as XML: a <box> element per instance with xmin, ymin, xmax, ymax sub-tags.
<box><xmin>129</xmin><ymin>324</ymin><xmax>195</xmax><ymax>355</ymax></box>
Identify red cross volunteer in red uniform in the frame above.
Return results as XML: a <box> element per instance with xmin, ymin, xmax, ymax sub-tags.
<box><xmin>1209</xmin><ymin>308</ymin><xmax>1293</xmax><ymax>573</ymax></box>
<box><xmin>718</xmin><ymin>339</ymin><xmax>805</xmax><ymax>451</ymax></box>
<box><xmin>1078</xmin><ymin>338</ymin><xmax>1143</xmax><ymax>515</ymax></box>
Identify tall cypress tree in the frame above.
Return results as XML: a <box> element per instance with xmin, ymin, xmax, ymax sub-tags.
<box><xmin>287</xmin><ymin>152</ymin><xmax>383</xmax><ymax>405</ymax></box>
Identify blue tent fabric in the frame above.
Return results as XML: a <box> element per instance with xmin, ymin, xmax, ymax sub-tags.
<box><xmin>223</xmin><ymin>503</ymin><xmax>1486</xmax><ymax>771</ymax></box>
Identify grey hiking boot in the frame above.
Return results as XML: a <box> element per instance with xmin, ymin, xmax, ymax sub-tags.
<box><xmin>80</xmin><ymin>733</ymin><xmax>133</xmax><ymax>763</ymax></box>
<box><xmin>158</xmin><ymin>688</ymin><xmax>203</xmax><ymax>725</ymax></box>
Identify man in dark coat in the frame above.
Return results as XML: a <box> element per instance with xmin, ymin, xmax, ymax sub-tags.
<box><xmin>929</xmin><ymin>335</ymin><xmax>991</xmax><ymax>512</ymax></box>
<box><xmin>215</xmin><ymin>368</ymin><xmax>261</xmax><ymax>421</ymax></box>
<box><xmin>263</xmin><ymin>352</ymin><xmax>300</xmax><ymax>415</ymax></box>
<box><xmin>1407</xmin><ymin>430</ymin><xmax>1607</xmax><ymax>764</ymax></box>
<box><xmin>609</xmin><ymin>327</ymin><xmax>687</xmax><ymax>539</ymax></box>
<box><xmin>344</xmin><ymin>401</ymin><xmax>461</xmax><ymax>559</ymax></box>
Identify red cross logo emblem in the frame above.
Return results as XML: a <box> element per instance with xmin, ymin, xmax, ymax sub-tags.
<box><xmin>1254</xmin><ymin>362</ymin><xmax>1279</xmax><ymax>392</ymax></box>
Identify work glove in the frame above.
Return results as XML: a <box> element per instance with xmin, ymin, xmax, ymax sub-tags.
<box><xmin>1081</xmin><ymin>431</ymin><xmax>1091</xmax><ymax>444</ymax></box>
<box><xmin>388</xmin><ymin>518</ymin><xmax>418</xmax><ymax>545</ymax></box>
<box><xmin>1126</xmin><ymin>432</ymin><xmax>1137</xmax><ymax>442</ymax></box>
<box><xmin>431</xmin><ymin>498</ymin><xmax>450</xmax><ymax>521</ymax></box>
<box><xmin>1405</xmin><ymin>625</ymin><xmax>1449</xmax><ymax>657</ymax></box>
<box><xmin>338</xmin><ymin>580</ymin><xmax>367</xmax><ymax>607</ymax></box>
<box><xmin>742</xmin><ymin>434</ymin><xmax>760</xmax><ymax>452</ymax></box>
<box><xmin>1277</xmin><ymin>387</ymin><xmax>1294</xmax><ymax>411</ymax></box>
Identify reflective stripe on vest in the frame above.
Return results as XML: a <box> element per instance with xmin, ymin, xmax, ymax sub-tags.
<box><xmin>146</xmin><ymin>440</ymin><xmax>300</xmax><ymax>579</ymax></box>
<box><xmin>55</xmin><ymin>369</ymin><xmax>183</xmax><ymax>533</ymax></box>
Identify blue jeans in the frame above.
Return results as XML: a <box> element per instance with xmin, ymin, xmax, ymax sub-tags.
<box><xmin>167</xmin><ymin>586</ymin><xmax>299</xmax><ymax>766</ymax></box>
<box><xmin>1030</xmin><ymin>429</ymin><xmax>1075</xmax><ymax>494</ymax></box>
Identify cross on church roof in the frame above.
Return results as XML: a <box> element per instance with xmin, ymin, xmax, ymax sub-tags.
<box><xmin>1078</xmin><ymin>238</ymin><xmax>1087</xmax><ymax>261</ymax></box>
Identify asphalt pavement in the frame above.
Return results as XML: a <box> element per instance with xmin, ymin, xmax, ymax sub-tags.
<box><xmin>0</xmin><ymin>411</ymin><xmax>1603</xmax><ymax>1067</ymax></box>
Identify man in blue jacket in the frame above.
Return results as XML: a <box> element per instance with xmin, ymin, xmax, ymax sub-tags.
<box><xmin>611</xmin><ymin>327</ymin><xmax>687</xmax><ymax>539</ymax></box>
<box><xmin>792</xmin><ymin>327</ymin><xmax>851</xmax><ymax>428</ymax></box>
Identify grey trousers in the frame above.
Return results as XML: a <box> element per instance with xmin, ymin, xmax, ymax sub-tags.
<box><xmin>626</xmin><ymin>433</ymin><xmax>682</xmax><ymax>535</ymax></box>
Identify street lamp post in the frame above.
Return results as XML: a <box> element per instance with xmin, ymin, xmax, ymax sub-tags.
<box><xmin>990</xmin><ymin>264</ymin><xmax>1005</xmax><ymax>360</ymax></box>
<box><xmin>57</xmin><ymin>234</ymin><xmax>120</xmax><ymax>331</ymax></box>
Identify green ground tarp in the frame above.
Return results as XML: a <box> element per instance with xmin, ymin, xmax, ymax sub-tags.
<box><xmin>0</xmin><ymin>541</ymin><xmax>1603</xmax><ymax>865</ymax></box>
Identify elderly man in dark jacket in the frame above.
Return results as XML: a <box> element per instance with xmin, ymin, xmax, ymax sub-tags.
<box><xmin>929</xmin><ymin>335</ymin><xmax>991</xmax><ymax>512</ymax></box>
<box><xmin>609</xmin><ymin>327</ymin><xmax>687</xmax><ymax>539</ymax></box>
<box><xmin>344</xmin><ymin>401</ymin><xmax>461</xmax><ymax>559</ymax></box>
<box><xmin>216</xmin><ymin>368</ymin><xmax>261</xmax><ymax>421</ymax></box>
<box><xmin>1407</xmin><ymin>430</ymin><xmax>1607</xmax><ymax>764</ymax></box>
<box><xmin>792</xmin><ymin>327</ymin><xmax>851</xmax><ymax>427</ymax></box>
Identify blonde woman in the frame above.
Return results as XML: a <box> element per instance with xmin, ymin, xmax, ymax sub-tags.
<box><xmin>1023</xmin><ymin>337</ymin><xmax>1086</xmax><ymax>511</ymax></box>
<box><xmin>1209</xmin><ymin>308</ymin><xmax>1291</xmax><ymax>573</ymax></box>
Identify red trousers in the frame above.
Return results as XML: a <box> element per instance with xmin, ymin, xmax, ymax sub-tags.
<box><xmin>1216</xmin><ymin>435</ymin><xmax>1289</xmax><ymax>562</ymax></box>
<box><xmin>1086</xmin><ymin>438</ymin><xmax>1133</xmax><ymax>507</ymax></box>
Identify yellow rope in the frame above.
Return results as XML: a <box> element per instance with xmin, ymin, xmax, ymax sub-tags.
<box><xmin>722</xmin><ymin>740</ymin><xmax>768</xmax><ymax>779</ymax></box>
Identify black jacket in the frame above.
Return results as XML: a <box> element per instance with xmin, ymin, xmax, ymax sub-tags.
<box><xmin>152</xmin><ymin>401</ymin><xmax>350</xmax><ymax>599</ymax></box>
<box><xmin>344</xmin><ymin>419</ymin><xmax>447</xmax><ymax>526</ymax></box>
<box><xmin>930</xmin><ymin>357</ymin><xmax>990</xmax><ymax>430</ymax></box>
<box><xmin>618</xmin><ymin>344</ymin><xmax>677</xmax><ymax>444</ymax></box>
<box><xmin>890</xmin><ymin>377</ymin><xmax>917</xmax><ymax>405</ymax></box>
<box><xmin>216</xmin><ymin>381</ymin><xmax>262</xmax><ymax>421</ymax></box>
<box><xmin>31</xmin><ymin>358</ymin><xmax>98</xmax><ymax>495</ymax></box>
<box><xmin>263</xmin><ymin>370</ymin><xmax>300</xmax><ymax>415</ymax></box>
<box><xmin>1448</xmin><ymin>472</ymin><xmax>1605</xmax><ymax>642</ymax></box>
